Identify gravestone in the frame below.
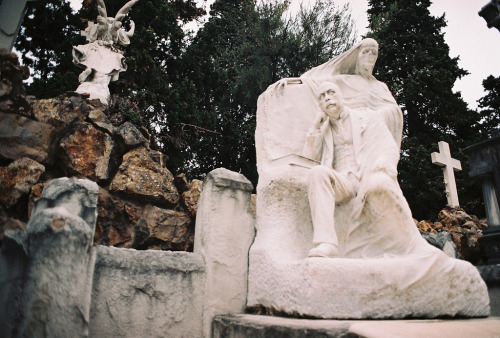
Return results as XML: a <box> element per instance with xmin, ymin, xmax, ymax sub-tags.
<box><xmin>431</xmin><ymin>141</ymin><xmax>462</xmax><ymax>207</ymax></box>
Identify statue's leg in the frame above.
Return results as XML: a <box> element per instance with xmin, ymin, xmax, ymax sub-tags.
<box><xmin>308</xmin><ymin>166</ymin><xmax>359</xmax><ymax>257</ymax></box>
<box><xmin>307</xmin><ymin>165</ymin><xmax>338</xmax><ymax>247</ymax></box>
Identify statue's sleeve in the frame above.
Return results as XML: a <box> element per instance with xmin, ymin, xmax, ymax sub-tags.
<box><xmin>302</xmin><ymin>129</ymin><xmax>323</xmax><ymax>161</ymax></box>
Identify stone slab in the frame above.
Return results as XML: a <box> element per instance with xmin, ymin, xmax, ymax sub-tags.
<box><xmin>90</xmin><ymin>246</ymin><xmax>206</xmax><ymax>338</ymax></box>
<box><xmin>212</xmin><ymin>314</ymin><xmax>500</xmax><ymax>338</ymax></box>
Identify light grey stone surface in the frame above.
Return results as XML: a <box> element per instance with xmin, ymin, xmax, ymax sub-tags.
<box><xmin>0</xmin><ymin>230</ymin><xmax>28</xmax><ymax>337</ymax></box>
<box><xmin>117</xmin><ymin>121</ymin><xmax>148</xmax><ymax>149</ymax></box>
<box><xmin>212</xmin><ymin>314</ymin><xmax>500</xmax><ymax>338</ymax></box>
<box><xmin>421</xmin><ymin>231</ymin><xmax>460</xmax><ymax>258</ymax></box>
<box><xmin>89</xmin><ymin>246</ymin><xmax>205</xmax><ymax>338</ymax></box>
<box><xmin>195</xmin><ymin>168</ymin><xmax>255</xmax><ymax>338</ymax></box>
<box><xmin>32</xmin><ymin>177</ymin><xmax>99</xmax><ymax>233</ymax></box>
<box><xmin>0</xmin><ymin>178</ymin><xmax>98</xmax><ymax>338</ymax></box>
<box><xmin>14</xmin><ymin>178</ymin><xmax>99</xmax><ymax>337</ymax></box>
<box><xmin>249</xmin><ymin>39</ymin><xmax>490</xmax><ymax>318</ymax></box>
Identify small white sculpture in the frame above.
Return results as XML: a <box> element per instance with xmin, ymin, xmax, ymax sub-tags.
<box><xmin>72</xmin><ymin>0</ymin><xmax>139</xmax><ymax>104</ymax></box>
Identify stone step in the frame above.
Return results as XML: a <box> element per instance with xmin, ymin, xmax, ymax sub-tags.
<box><xmin>212</xmin><ymin>314</ymin><xmax>500</xmax><ymax>338</ymax></box>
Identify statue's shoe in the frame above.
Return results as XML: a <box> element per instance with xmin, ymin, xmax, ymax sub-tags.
<box><xmin>308</xmin><ymin>243</ymin><xmax>338</xmax><ymax>258</ymax></box>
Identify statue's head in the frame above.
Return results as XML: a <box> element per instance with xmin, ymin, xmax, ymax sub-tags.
<box><xmin>112</xmin><ymin>20</ymin><xmax>122</xmax><ymax>30</ymax></box>
<box><xmin>355</xmin><ymin>38</ymin><xmax>378</xmax><ymax>78</ymax></box>
<box><xmin>317</xmin><ymin>82</ymin><xmax>344</xmax><ymax>119</ymax></box>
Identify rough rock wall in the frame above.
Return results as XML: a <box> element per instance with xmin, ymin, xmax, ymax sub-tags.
<box><xmin>0</xmin><ymin>49</ymin><xmax>201</xmax><ymax>252</ymax></box>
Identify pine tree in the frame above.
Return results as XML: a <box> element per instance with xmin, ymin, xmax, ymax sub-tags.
<box><xmin>478</xmin><ymin>75</ymin><xmax>500</xmax><ymax>137</ymax></box>
<box><xmin>367</xmin><ymin>0</ymin><xmax>483</xmax><ymax>219</ymax></box>
<box><xmin>15</xmin><ymin>0</ymin><xmax>81</xmax><ymax>98</ymax></box>
<box><xmin>170</xmin><ymin>0</ymin><xmax>356</xmax><ymax>184</ymax></box>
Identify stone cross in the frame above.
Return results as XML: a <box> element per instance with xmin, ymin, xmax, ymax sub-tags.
<box><xmin>431</xmin><ymin>141</ymin><xmax>462</xmax><ymax>207</ymax></box>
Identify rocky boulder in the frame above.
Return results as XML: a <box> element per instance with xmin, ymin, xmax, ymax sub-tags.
<box><xmin>0</xmin><ymin>112</ymin><xmax>55</xmax><ymax>164</ymax></box>
<box><xmin>32</xmin><ymin>94</ymin><xmax>90</xmax><ymax>128</ymax></box>
<box><xmin>0</xmin><ymin>51</ymin><xmax>203</xmax><ymax>253</ymax></box>
<box><xmin>134</xmin><ymin>205</ymin><xmax>193</xmax><ymax>251</ymax></box>
<box><xmin>417</xmin><ymin>206</ymin><xmax>486</xmax><ymax>265</ymax></box>
<box><xmin>110</xmin><ymin>147</ymin><xmax>179</xmax><ymax>207</ymax></box>
<box><xmin>181</xmin><ymin>179</ymin><xmax>203</xmax><ymax>218</ymax></box>
<box><xmin>59</xmin><ymin>122</ymin><xmax>116</xmax><ymax>182</ymax></box>
<box><xmin>0</xmin><ymin>157</ymin><xmax>45</xmax><ymax>209</ymax></box>
<box><xmin>0</xmin><ymin>48</ymin><xmax>30</xmax><ymax>115</ymax></box>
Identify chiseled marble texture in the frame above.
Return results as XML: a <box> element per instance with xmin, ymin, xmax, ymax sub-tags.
<box><xmin>248</xmin><ymin>39</ymin><xmax>490</xmax><ymax>318</ymax></box>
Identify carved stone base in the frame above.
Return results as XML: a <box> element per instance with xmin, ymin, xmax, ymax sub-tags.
<box><xmin>248</xmin><ymin>167</ymin><xmax>490</xmax><ymax>319</ymax></box>
<box><xmin>247</xmin><ymin>250</ymin><xmax>490</xmax><ymax>319</ymax></box>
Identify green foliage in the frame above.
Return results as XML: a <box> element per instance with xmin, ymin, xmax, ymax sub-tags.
<box><xmin>15</xmin><ymin>0</ymin><xmax>81</xmax><ymax>98</ymax></box>
<box><xmin>478</xmin><ymin>75</ymin><xmax>500</xmax><ymax>137</ymax></box>
<box><xmin>16</xmin><ymin>0</ymin><xmax>355</xmax><ymax>187</ymax></box>
<box><xmin>367</xmin><ymin>0</ymin><xmax>484</xmax><ymax>219</ymax></box>
<box><xmin>166</xmin><ymin>0</ymin><xmax>356</xmax><ymax>184</ymax></box>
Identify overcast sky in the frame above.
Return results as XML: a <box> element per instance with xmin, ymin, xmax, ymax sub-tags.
<box><xmin>70</xmin><ymin>0</ymin><xmax>500</xmax><ymax>109</ymax></box>
<box><xmin>330</xmin><ymin>0</ymin><xmax>500</xmax><ymax>110</ymax></box>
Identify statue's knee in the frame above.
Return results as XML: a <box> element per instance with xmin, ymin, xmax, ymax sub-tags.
<box><xmin>308</xmin><ymin>165</ymin><xmax>332</xmax><ymax>185</ymax></box>
<box><xmin>365</xmin><ymin>172</ymin><xmax>394</xmax><ymax>196</ymax></box>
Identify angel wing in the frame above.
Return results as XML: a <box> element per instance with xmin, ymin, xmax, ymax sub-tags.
<box><xmin>97</xmin><ymin>0</ymin><xmax>107</xmax><ymax>18</ymax></box>
<box><xmin>114</xmin><ymin>0</ymin><xmax>140</xmax><ymax>22</ymax></box>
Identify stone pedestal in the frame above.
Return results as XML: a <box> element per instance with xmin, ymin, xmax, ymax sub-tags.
<box><xmin>212</xmin><ymin>314</ymin><xmax>500</xmax><ymax>338</ymax></box>
<box><xmin>194</xmin><ymin>168</ymin><xmax>255</xmax><ymax>338</ymax></box>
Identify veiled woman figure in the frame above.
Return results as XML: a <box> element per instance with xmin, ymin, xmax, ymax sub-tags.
<box><xmin>300</xmin><ymin>38</ymin><xmax>403</xmax><ymax>148</ymax></box>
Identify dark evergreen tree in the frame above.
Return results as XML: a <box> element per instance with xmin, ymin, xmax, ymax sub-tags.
<box><xmin>478</xmin><ymin>75</ymin><xmax>500</xmax><ymax>137</ymax></box>
<box><xmin>15</xmin><ymin>0</ymin><xmax>81</xmax><ymax>98</ymax></box>
<box><xmin>169</xmin><ymin>0</ymin><xmax>356</xmax><ymax>185</ymax></box>
<box><xmin>367</xmin><ymin>0</ymin><xmax>484</xmax><ymax>219</ymax></box>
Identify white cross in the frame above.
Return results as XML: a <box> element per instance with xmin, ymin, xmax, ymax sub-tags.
<box><xmin>431</xmin><ymin>141</ymin><xmax>462</xmax><ymax>207</ymax></box>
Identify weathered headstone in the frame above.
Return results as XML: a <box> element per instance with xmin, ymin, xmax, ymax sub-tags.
<box><xmin>194</xmin><ymin>168</ymin><xmax>255</xmax><ymax>338</ymax></box>
<box><xmin>0</xmin><ymin>177</ymin><xmax>98</xmax><ymax>337</ymax></box>
<box><xmin>431</xmin><ymin>141</ymin><xmax>462</xmax><ymax>207</ymax></box>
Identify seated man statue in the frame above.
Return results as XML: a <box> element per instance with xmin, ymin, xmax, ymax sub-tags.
<box><xmin>247</xmin><ymin>38</ymin><xmax>489</xmax><ymax>319</ymax></box>
<box><xmin>305</xmin><ymin>80</ymin><xmax>391</xmax><ymax>257</ymax></box>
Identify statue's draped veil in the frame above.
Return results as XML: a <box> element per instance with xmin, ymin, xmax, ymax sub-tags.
<box><xmin>301</xmin><ymin>38</ymin><xmax>379</xmax><ymax>92</ymax></box>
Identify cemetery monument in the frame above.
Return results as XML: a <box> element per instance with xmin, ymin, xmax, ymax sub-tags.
<box><xmin>248</xmin><ymin>38</ymin><xmax>490</xmax><ymax>319</ymax></box>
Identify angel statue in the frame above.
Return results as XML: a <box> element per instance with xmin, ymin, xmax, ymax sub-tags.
<box><xmin>72</xmin><ymin>0</ymin><xmax>139</xmax><ymax>104</ymax></box>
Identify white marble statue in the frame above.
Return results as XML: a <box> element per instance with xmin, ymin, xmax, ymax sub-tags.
<box><xmin>72</xmin><ymin>0</ymin><xmax>139</xmax><ymax>104</ymax></box>
<box><xmin>247</xmin><ymin>38</ymin><xmax>489</xmax><ymax>319</ymax></box>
